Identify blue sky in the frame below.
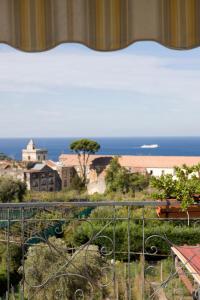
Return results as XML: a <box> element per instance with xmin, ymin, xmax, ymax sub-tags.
<box><xmin>0</xmin><ymin>42</ymin><xmax>200</xmax><ymax>137</ymax></box>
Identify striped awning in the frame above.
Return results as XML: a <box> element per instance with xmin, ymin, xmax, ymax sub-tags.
<box><xmin>0</xmin><ymin>0</ymin><xmax>200</xmax><ymax>52</ymax></box>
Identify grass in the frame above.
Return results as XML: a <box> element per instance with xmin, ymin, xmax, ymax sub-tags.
<box><xmin>24</xmin><ymin>187</ymin><xmax>153</xmax><ymax>203</ymax></box>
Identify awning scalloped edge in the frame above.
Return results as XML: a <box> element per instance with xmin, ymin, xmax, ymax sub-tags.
<box><xmin>0</xmin><ymin>0</ymin><xmax>200</xmax><ymax>52</ymax></box>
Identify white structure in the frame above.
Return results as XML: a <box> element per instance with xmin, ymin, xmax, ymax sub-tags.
<box><xmin>59</xmin><ymin>155</ymin><xmax>200</xmax><ymax>179</ymax></box>
<box><xmin>118</xmin><ymin>156</ymin><xmax>200</xmax><ymax>177</ymax></box>
<box><xmin>22</xmin><ymin>139</ymin><xmax>48</xmax><ymax>162</ymax></box>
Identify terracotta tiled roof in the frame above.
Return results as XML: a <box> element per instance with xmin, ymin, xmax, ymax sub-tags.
<box><xmin>59</xmin><ymin>154</ymin><xmax>109</xmax><ymax>167</ymax></box>
<box><xmin>59</xmin><ymin>154</ymin><xmax>200</xmax><ymax>169</ymax></box>
<box><xmin>172</xmin><ymin>245</ymin><xmax>200</xmax><ymax>284</ymax></box>
<box><xmin>46</xmin><ymin>160</ymin><xmax>58</xmax><ymax>170</ymax></box>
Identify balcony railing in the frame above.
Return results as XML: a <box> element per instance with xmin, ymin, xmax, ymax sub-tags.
<box><xmin>0</xmin><ymin>201</ymin><xmax>200</xmax><ymax>300</ymax></box>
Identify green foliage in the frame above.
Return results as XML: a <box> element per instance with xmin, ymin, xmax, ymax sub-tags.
<box><xmin>0</xmin><ymin>153</ymin><xmax>12</xmax><ymax>161</ymax></box>
<box><xmin>70</xmin><ymin>173</ymin><xmax>86</xmax><ymax>192</ymax></box>
<box><xmin>105</xmin><ymin>158</ymin><xmax>129</xmax><ymax>193</ymax></box>
<box><xmin>0</xmin><ymin>177</ymin><xmax>27</xmax><ymax>203</ymax></box>
<box><xmin>70</xmin><ymin>139</ymin><xmax>100</xmax><ymax>185</ymax></box>
<box><xmin>151</xmin><ymin>164</ymin><xmax>200</xmax><ymax>209</ymax></box>
<box><xmin>105</xmin><ymin>158</ymin><xmax>149</xmax><ymax>194</ymax></box>
<box><xmin>67</xmin><ymin>207</ymin><xmax>200</xmax><ymax>260</ymax></box>
<box><xmin>23</xmin><ymin>237</ymin><xmax>107</xmax><ymax>300</ymax></box>
<box><xmin>151</xmin><ymin>175</ymin><xmax>177</xmax><ymax>199</ymax></box>
<box><xmin>70</xmin><ymin>139</ymin><xmax>100</xmax><ymax>155</ymax></box>
<box><xmin>0</xmin><ymin>243</ymin><xmax>22</xmax><ymax>296</ymax></box>
<box><xmin>131</xmin><ymin>172</ymin><xmax>150</xmax><ymax>193</ymax></box>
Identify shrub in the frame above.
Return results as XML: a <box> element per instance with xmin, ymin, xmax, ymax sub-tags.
<box><xmin>0</xmin><ymin>243</ymin><xmax>22</xmax><ymax>296</ymax></box>
<box><xmin>23</xmin><ymin>237</ymin><xmax>108</xmax><ymax>300</ymax></box>
<box><xmin>67</xmin><ymin>207</ymin><xmax>200</xmax><ymax>259</ymax></box>
<box><xmin>151</xmin><ymin>164</ymin><xmax>200</xmax><ymax>209</ymax></box>
<box><xmin>105</xmin><ymin>158</ymin><xmax>149</xmax><ymax>195</ymax></box>
<box><xmin>0</xmin><ymin>177</ymin><xmax>27</xmax><ymax>203</ymax></box>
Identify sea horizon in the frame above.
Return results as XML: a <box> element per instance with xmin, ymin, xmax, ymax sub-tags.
<box><xmin>1</xmin><ymin>137</ymin><xmax>200</xmax><ymax>161</ymax></box>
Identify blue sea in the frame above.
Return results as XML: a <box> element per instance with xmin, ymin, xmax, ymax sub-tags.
<box><xmin>1</xmin><ymin>137</ymin><xmax>200</xmax><ymax>161</ymax></box>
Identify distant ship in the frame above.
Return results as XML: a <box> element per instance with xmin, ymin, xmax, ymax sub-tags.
<box><xmin>140</xmin><ymin>144</ymin><xmax>159</xmax><ymax>149</ymax></box>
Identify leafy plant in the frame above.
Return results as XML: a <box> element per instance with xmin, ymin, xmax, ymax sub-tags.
<box><xmin>0</xmin><ymin>177</ymin><xmax>27</xmax><ymax>203</ymax></box>
<box><xmin>0</xmin><ymin>243</ymin><xmax>22</xmax><ymax>296</ymax></box>
<box><xmin>151</xmin><ymin>164</ymin><xmax>200</xmax><ymax>209</ymax></box>
<box><xmin>105</xmin><ymin>157</ymin><xmax>149</xmax><ymax>195</ymax></box>
<box><xmin>69</xmin><ymin>207</ymin><xmax>200</xmax><ymax>259</ymax></box>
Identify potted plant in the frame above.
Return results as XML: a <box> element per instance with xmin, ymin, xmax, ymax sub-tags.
<box><xmin>151</xmin><ymin>164</ymin><xmax>200</xmax><ymax>218</ymax></box>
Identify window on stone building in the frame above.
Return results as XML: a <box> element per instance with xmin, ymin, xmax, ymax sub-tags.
<box><xmin>41</xmin><ymin>179</ymin><xmax>47</xmax><ymax>185</ymax></box>
<box><xmin>32</xmin><ymin>181</ymin><xmax>38</xmax><ymax>187</ymax></box>
<box><xmin>49</xmin><ymin>178</ymin><xmax>54</xmax><ymax>184</ymax></box>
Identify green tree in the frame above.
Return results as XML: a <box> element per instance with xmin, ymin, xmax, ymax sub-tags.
<box><xmin>70</xmin><ymin>173</ymin><xmax>85</xmax><ymax>191</ymax></box>
<box><xmin>23</xmin><ymin>237</ymin><xmax>108</xmax><ymax>300</ymax></box>
<box><xmin>105</xmin><ymin>158</ymin><xmax>131</xmax><ymax>193</ymax></box>
<box><xmin>130</xmin><ymin>172</ymin><xmax>150</xmax><ymax>193</ymax></box>
<box><xmin>0</xmin><ymin>243</ymin><xmax>22</xmax><ymax>296</ymax></box>
<box><xmin>151</xmin><ymin>164</ymin><xmax>200</xmax><ymax>209</ymax></box>
<box><xmin>70</xmin><ymin>139</ymin><xmax>100</xmax><ymax>185</ymax></box>
<box><xmin>105</xmin><ymin>157</ymin><xmax>149</xmax><ymax>194</ymax></box>
<box><xmin>0</xmin><ymin>153</ymin><xmax>12</xmax><ymax>161</ymax></box>
<box><xmin>0</xmin><ymin>177</ymin><xmax>27</xmax><ymax>203</ymax></box>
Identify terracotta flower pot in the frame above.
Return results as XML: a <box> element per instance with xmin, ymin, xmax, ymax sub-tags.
<box><xmin>156</xmin><ymin>198</ymin><xmax>200</xmax><ymax>219</ymax></box>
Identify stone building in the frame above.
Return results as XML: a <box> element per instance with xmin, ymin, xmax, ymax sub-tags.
<box><xmin>46</xmin><ymin>160</ymin><xmax>76</xmax><ymax>190</ymax></box>
<box><xmin>59</xmin><ymin>154</ymin><xmax>112</xmax><ymax>194</ymax></box>
<box><xmin>59</xmin><ymin>154</ymin><xmax>200</xmax><ymax>194</ymax></box>
<box><xmin>0</xmin><ymin>159</ymin><xmax>61</xmax><ymax>192</ymax></box>
<box><xmin>22</xmin><ymin>139</ymin><xmax>48</xmax><ymax>162</ymax></box>
<box><xmin>59</xmin><ymin>166</ymin><xmax>76</xmax><ymax>189</ymax></box>
<box><xmin>24</xmin><ymin>163</ymin><xmax>61</xmax><ymax>192</ymax></box>
<box><xmin>0</xmin><ymin>161</ymin><xmax>25</xmax><ymax>181</ymax></box>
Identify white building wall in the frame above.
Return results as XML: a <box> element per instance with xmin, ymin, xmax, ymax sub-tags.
<box><xmin>22</xmin><ymin>150</ymin><xmax>47</xmax><ymax>162</ymax></box>
<box><xmin>146</xmin><ymin>167</ymin><xmax>174</xmax><ymax>177</ymax></box>
<box><xmin>22</xmin><ymin>150</ymin><xmax>37</xmax><ymax>161</ymax></box>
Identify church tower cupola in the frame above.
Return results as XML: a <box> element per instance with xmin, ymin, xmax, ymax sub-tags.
<box><xmin>22</xmin><ymin>139</ymin><xmax>48</xmax><ymax>162</ymax></box>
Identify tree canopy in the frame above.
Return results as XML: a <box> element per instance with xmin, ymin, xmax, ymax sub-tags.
<box><xmin>105</xmin><ymin>157</ymin><xmax>149</xmax><ymax>195</ymax></box>
<box><xmin>70</xmin><ymin>139</ymin><xmax>100</xmax><ymax>185</ymax></box>
<box><xmin>151</xmin><ymin>164</ymin><xmax>200</xmax><ymax>209</ymax></box>
<box><xmin>0</xmin><ymin>152</ymin><xmax>12</xmax><ymax>161</ymax></box>
<box><xmin>0</xmin><ymin>177</ymin><xmax>27</xmax><ymax>203</ymax></box>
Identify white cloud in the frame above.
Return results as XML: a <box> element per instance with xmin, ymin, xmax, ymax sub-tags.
<box><xmin>0</xmin><ymin>50</ymin><xmax>199</xmax><ymax>103</ymax></box>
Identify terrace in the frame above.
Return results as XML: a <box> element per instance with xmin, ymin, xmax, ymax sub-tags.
<box><xmin>0</xmin><ymin>1</ymin><xmax>200</xmax><ymax>299</ymax></box>
<box><xmin>0</xmin><ymin>200</ymin><xmax>200</xmax><ymax>300</ymax></box>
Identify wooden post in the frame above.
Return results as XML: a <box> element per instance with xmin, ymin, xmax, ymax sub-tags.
<box><xmin>160</xmin><ymin>261</ymin><xmax>163</xmax><ymax>283</ymax></box>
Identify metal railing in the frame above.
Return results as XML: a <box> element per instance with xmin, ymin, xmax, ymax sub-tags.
<box><xmin>0</xmin><ymin>201</ymin><xmax>199</xmax><ymax>300</ymax></box>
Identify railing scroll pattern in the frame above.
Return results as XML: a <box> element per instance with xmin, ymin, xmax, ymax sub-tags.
<box><xmin>0</xmin><ymin>201</ymin><xmax>199</xmax><ymax>300</ymax></box>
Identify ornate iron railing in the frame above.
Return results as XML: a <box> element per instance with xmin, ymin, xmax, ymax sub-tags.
<box><xmin>0</xmin><ymin>201</ymin><xmax>200</xmax><ymax>300</ymax></box>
